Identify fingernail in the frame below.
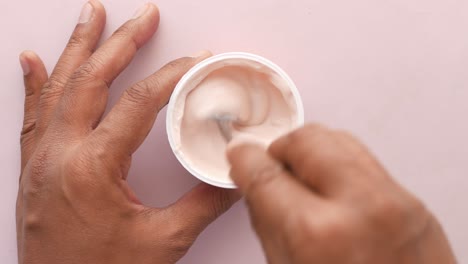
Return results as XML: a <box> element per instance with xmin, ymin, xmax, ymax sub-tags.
<box><xmin>190</xmin><ymin>50</ymin><xmax>211</xmax><ymax>58</ymax></box>
<box><xmin>78</xmin><ymin>2</ymin><xmax>94</xmax><ymax>24</ymax></box>
<box><xmin>132</xmin><ymin>3</ymin><xmax>150</xmax><ymax>19</ymax></box>
<box><xmin>19</xmin><ymin>55</ymin><xmax>30</xmax><ymax>76</ymax></box>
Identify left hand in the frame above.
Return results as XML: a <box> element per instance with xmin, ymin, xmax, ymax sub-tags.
<box><xmin>17</xmin><ymin>2</ymin><xmax>238</xmax><ymax>264</ymax></box>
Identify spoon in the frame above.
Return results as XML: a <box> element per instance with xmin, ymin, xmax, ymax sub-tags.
<box><xmin>215</xmin><ymin>114</ymin><xmax>236</xmax><ymax>142</ymax></box>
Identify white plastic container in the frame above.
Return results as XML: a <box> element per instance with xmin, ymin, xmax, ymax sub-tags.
<box><xmin>166</xmin><ymin>52</ymin><xmax>304</xmax><ymax>188</ymax></box>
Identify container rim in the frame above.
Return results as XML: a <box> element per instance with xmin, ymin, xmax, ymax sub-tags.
<box><xmin>166</xmin><ymin>52</ymin><xmax>305</xmax><ymax>189</ymax></box>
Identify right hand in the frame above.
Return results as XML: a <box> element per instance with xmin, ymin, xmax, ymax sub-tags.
<box><xmin>227</xmin><ymin>124</ymin><xmax>456</xmax><ymax>264</ymax></box>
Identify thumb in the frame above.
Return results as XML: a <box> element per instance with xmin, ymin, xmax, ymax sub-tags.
<box><xmin>165</xmin><ymin>183</ymin><xmax>240</xmax><ymax>237</ymax></box>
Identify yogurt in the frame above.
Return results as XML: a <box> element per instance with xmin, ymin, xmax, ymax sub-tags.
<box><xmin>166</xmin><ymin>52</ymin><xmax>304</xmax><ymax>188</ymax></box>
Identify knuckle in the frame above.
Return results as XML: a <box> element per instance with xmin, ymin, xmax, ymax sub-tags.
<box><xmin>246</xmin><ymin>207</ymin><xmax>263</xmax><ymax>232</ymax></box>
<box><xmin>290</xmin><ymin>131</ymin><xmax>354</xmax><ymax>173</ymax></box>
<box><xmin>63</xmin><ymin>156</ymin><xmax>87</xmax><ymax>178</ymax></box>
<box><xmin>163</xmin><ymin>58</ymin><xmax>191</xmax><ymax>72</ymax></box>
<box><xmin>20</xmin><ymin>119</ymin><xmax>36</xmax><ymax>138</ymax></box>
<box><xmin>23</xmin><ymin>149</ymin><xmax>50</xmax><ymax>196</ymax></box>
<box><xmin>316</xmin><ymin>220</ymin><xmax>347</xmax><ymax>242</ymax></box>
<box><xmin>368</xmin><ymin>196</ymin><xmax>412</xmax><ymax>231</ymax></box>
<box><xmin>112</xmin><ymin>22</ymin><xmax>140</xmax><ymax>50</ymax></box>
<box><xmin>112</xmin><ymin>24</ymin><xmax>138</xmax><ymax>50</ymax></box>
<box><xmin>334</xmin><ymin>129</ymin><xmax>357</xmax><ymax>141</ymax></box>
<box><xmin>288</xmin><ymin>127</ymin><xmax>310</xmax><ymax>145</ymax></box>
<box><xmin>113</xmin><ymin>23</ymin><xmax>134</xmax><ymax>38</ymax></box>
<box><xmin>40</xmin><ymin>77</ymin><xmax>67</xmax><ymax>102</ymax></box>
<box><xmin>288</xmin><ymin>124</ymin><xmax>327</xmax><ymax>149</ymax></box>
<box><xmin>20</xmin><ymin>133</ymin><xmax>35</xmax><ymax>150</ymax></box>
<box><xmin>24</xmin><ymin>86</ymin><xmax>36</xmax><ymax>97</ymax></box>
<box><xmin>76</xmin><ymin>61</ymin><xmax>97</xmax><ymax>77</ymax></box>
<box><xmin>66</xmin><ymin>60</ymin><xmax>109</xmax><ymax>94</ymax></box>
<box><xmin>303</xmin><ymin>123</ymin><xmax>327</xmax><ymax>134</ymax></box>
<box><xmin>23</xmin><ymin>212</ymin><xmax>43</xmax><ymax>233</ymax></box>
<box><xmin>334</xmin><ymin>129</ymin><xmax>370</xmax><ymax>157</ymax></box>
<box><xmin>76</xmin><ymin>140</ymin><xmax>121</xmax><ymax>173</ymax></box>
<box><xmin>83</xmin><ymin>140</ymin><xmax>108</xmax><ymax>161</ymax></box>
<box><xmin>20</xmin><ymin>125</ymin><xmax>36</xmax><ymax>150</ymax></box>
<box><xmin>209</xmin><ymin>189</ymin><xmax>234</xmax><ymax>218</ymax></box>
<box><xmin>22</xmin><ymin>183</ymin><xmax>41</xmax><ymax>203</ymax></box>
<box><xmin>28</xmin><ymin>150</ymin><xmax>49</xmax><ymax>185</ymax></box>
<box><xmin>136</xmin><ymin>208</ymin><xmax>194</xmax><ymax>258</ymax></box>
<box><xmin>62</xmin><ymin>156</ymin><xmax>97</xmax><ymax>191</ymax></box>
<box><xmin>167</xmin><ymin>229</ymin><xmax>193</xmax><ymax>250</ymax></box>
<box><xmin>73</xmin><ymin>59</ymin><xmax>102</xmax><ymax>82</ymax></box>
<box><xmin>125</xmin><ymin>81</ymin><xmax>159</xmax><ymax>105</ymax></box>
<box><xmin>282</xmin><ymin>212</ymin><xmax>323</xmax><ymax>255</ymax></box>
<box><xmin>67</xmin><ymin>31</ymin><xmax>86</xmax><ymax>50</ymax></box>
<box><xmin>284</xmin><ymin>211</ymin><xmax>317</xmax><ymax>238</ymax></box>
<box><xmin>313</xmin><ymin>217</ymin><xmax>353</xmax><ymax>257</ymax></box>
<box><xmin>158</xmin><ymin>60</ymin><xmax>191</xmax><ymax>87</ymax></box>
<box><xmin>161</xmin><ymin>219</ymin><xmax>195</xmax><ymax>259</ymax></box>
<box><xmin>286</xmin><ymin>137</ymin><xmax>328</xmax><ymax>171</ymax></box>
<box><xmin>375</xmin><ymin>198</ymin><xmax>404</xmax><ymax>219</ymax></box>
<box><xmin>288</xmin><ymin>149</ymin><xmax>312</xmax><ymax>176</ymax></box>
<box><xmin>247</xmin><ymin>163</ymin><xmax>283</xmax><ymax>196</ymax></box>
<box><xmin>64</xmin><ymin>145</ymin><xmax>101</xmax><ymax>178</ymax></box>
<box><xmin>407</xmin><ymin>197</ymin><xmax>428</xmax><ymax>218</ymax></box>
<box><xmin>404</xmin><ymin>196</ymin><xmax>431</xmax><ymax>229</ymax></box>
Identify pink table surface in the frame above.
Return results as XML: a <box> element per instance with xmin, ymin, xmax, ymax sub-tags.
<box><xmin>1</xmin><ymin>0</ymin><xmax>468</xmax><ymax>262</ymax></box>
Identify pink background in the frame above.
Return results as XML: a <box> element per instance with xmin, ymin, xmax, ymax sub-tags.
<box><xmin>1</xmin><ymin>0</ymin><xmax>467</xmax><ymax>262</ymax></box>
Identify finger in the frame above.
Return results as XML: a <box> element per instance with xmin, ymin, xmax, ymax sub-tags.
<box><xmin>164</xmin><ymin>183</ymin><xmax>240</xmax><ymax>237</ymax></box>
<box><xmin>333</xmin><ymin>130</ymin><xmax>389</xmax><ymax>178</ymax></box>
<box><xmin>19</xmin><ymin>51</ymin><xmax>48</xmax><ymax>170</ymax></box>
<box><xmin>36</xmin><ymin>0</ymin><xmax>106</xmax><ymax>139</ymax></box>
<box><xmin>90</xmin><ymin>53</ymin><xmax>210</xmax><ymax>158</ymax></box>
<box><xmin>227</xmin><ymin>144</ymin><xmax>323</xmax><ymax>232</ymax></box>
<box><xmin>56</xmin><ymin>3</ymin><xmax>160</xmax><ymax>132</ymax></box>
<box><xmin>268</xmin><ymin>124</ymin><xmax>360</xmax><ymax>196</ymax></box>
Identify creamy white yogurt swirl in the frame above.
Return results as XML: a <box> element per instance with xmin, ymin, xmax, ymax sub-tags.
<box><xmin>167</xmin><ymin>53</ymin><xmax>303</xmax><ymax>188</ymax></box>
